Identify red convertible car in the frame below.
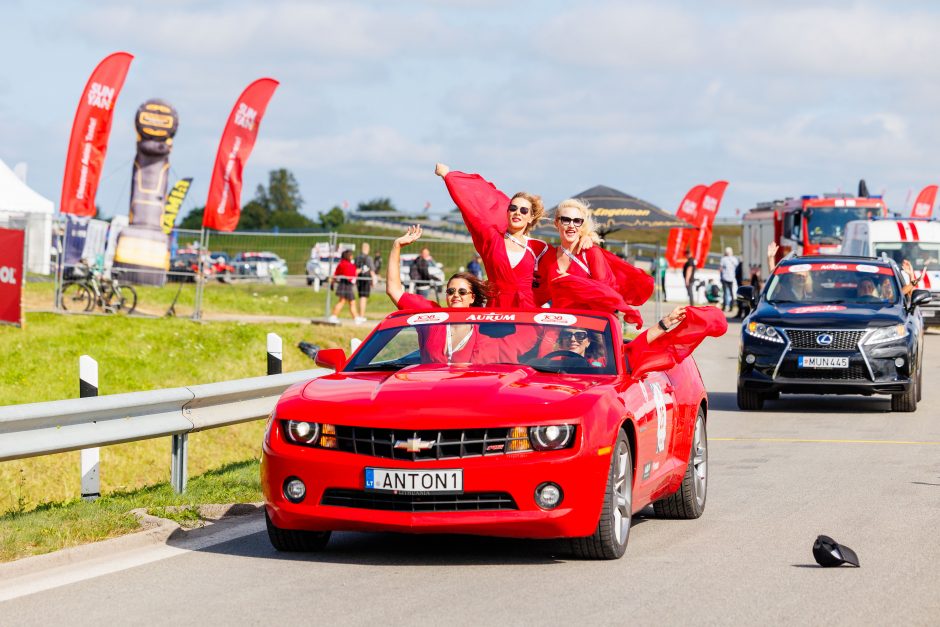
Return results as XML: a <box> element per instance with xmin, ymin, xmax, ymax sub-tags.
<box><xmin>262</xmin><ymin>308</ymin><xmax>710</xmax><ymax>559</ymax></box>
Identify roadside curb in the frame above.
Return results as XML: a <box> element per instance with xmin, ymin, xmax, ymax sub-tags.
<box><xmin>0</xmin><ymin>503</ymin><xmax>263</xmax><ymax>582</ymax></box>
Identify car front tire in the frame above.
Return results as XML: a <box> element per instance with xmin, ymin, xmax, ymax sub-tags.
<box><xmin>737</xmin><ymin>385</ymin><xmax>764</xmax><ymax>410</ymax></box>
<box><xmin>570</xmin><ymin>429</ymin><xmax>632</xmax><ymax>560</ymax></box>
<box><xmin>265</xmin><ymin>510</ymin><xmax>331</xmax><ymax>552</ymax></box>
<box><xmin>891</xmin><ymin>377</ymin><xmax>918</xmax><ymax>412</ymax></box>
<box><xmin>653</xmin><ymin>407</ymin><xmax>707</xmax><ymax>519</ymax></box>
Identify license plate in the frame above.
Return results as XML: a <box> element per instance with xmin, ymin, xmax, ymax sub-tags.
<box><xmin>365</xmin><ymin>468</ymin><xmax>463</xmax><ymax>494</ymax></box>
<box><xmin>798</xmin><ymin>356</ymin><xmax>849</xmax><ymax>368</ymax></box>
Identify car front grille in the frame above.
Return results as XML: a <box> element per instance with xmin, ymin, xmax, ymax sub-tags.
<box><xmin>785</xmin><ymin>330</ymin><xmax>866</xmax><ymax>350</ymax></box>
<box><xmin>332</xmin><ymin>426</ymin><xmax>528</xmax><ymax>461</ymax></box>
<box><xmin>321</xmin><ymin>489</ymin><xmax>518</xmax><ymax>512</ymax></box>
<box><xmin>779</xmin><ymin>362</ymin><xmax>869</xmax><ymax>380</ymax></box>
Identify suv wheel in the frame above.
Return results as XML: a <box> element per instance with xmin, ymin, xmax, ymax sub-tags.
<box><xmin>891</xmin><ymin>377</ymin><xmax>918</xmax><ymax>412</ymax></box>
<box><xmin>737</xmin><ymin>385</ymin><xmax>764</xmax><ymax>410</ymax></box>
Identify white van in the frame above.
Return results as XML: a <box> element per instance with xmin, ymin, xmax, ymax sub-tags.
<box><xmin>842</xmin><ymin>218</ymin><xmax>940</xmax><ymax>324</ymax></box>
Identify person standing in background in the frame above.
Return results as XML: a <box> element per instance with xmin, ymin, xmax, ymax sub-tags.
<box><xmin>733</xmin><ymin>252</ymin><xmax>745</xmax><ymax>318</ymax></box>
<box><xmin>683</xmin><ymin>248</ymin><xmax>696</xmax><ymax>306</ymax></box>
<box><xmin>467</xmin><ymin>254</ymin><xmax>483</xmax><ymax>279</ymax></box>
<box><xmin>411</xmin><ymin>247</ymin><xmax>434</xmax><ymax>299</ymax></box>
<box><xmin>354</xmin><ymin>242</ymin><xmax>377</xmax><ymax>325</ymax></box>
<box><xmin>720</xmin><ymin>247</ymin><xmax>739</xmax><ymax>312</ymax></box>
<box><xmin>329</xmin><ymin>249</ymin><xmax>360</xmax><ymax>324</ymax></box>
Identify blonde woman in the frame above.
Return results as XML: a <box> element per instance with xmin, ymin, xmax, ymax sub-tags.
<box><xmin>535</xmin><ymin>198</ymin><xmax>654</xmax><ymax>326</ymax></box>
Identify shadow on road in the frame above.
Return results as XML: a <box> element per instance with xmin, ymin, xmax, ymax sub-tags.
<box><xmin>709</xmin><ymin>391</ymin><xmax>893</xmax><ymax>414</ymax></box>
<box><xmin>183</xmin><ymin>511</ymin><xmax>652</xmax><ymax>566</ymax></box>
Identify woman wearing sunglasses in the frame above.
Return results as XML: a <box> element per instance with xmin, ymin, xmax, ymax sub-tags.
<box><xmin>534</xmin><ymin>198</ymin><xmax>654</xmax><ymax>327</ymax></box>
<box><xmin>555</xmin><ymin>328</ymin><xmax>607</xmax><ymax>367</ymax></box>
<box><xmin>386</xmin><ymin>225</ymin><xmax>488</xmax><ymax>363</ymax></box>
<box><xmin>435</xmin><ymin>162</ymin><xmax>570</xmax><ymax>309</ymax></box>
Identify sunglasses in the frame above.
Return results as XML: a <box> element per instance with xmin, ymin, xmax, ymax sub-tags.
<box><xmin>446</xmin><ymin>287</ymin><xmax>473</xmax><ymax>296</ymax></box>
<box><xmin>559</xmin><ymin>331</ymin><xmax>589</xmax><ymax>342</ymax></box>
<box><xmin>557</xmin><ymin>216</ymin><xmax>585</xmax><ymax>227</ymax></box>
<box><xmin>507</xmin><ymin>204</ymin><xmax>531</xmax><ymax>215</ymax></box>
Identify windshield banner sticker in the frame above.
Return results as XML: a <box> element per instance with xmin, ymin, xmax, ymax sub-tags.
<box><xmin>787</xmin><ymin>305</ymin><xmax>848</xmax><ymax>314</ymax></box>
<box><xmin>777</xmin><ymin>263</ymin><xmax>893</xmax><ymax>276</ymax></box>
<box><xmin>533</xmin><ymin>313</ymin><xmax>577</xmax><ymax>326</ymax></box>
<box><xmin>407</xmin><ymin>312</ymin><xmax>449</xmax><ymax>325</ymax></box>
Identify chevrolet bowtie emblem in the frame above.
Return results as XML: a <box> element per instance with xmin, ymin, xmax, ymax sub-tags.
<box><xmin>394</xmin><ymin>438</ymin><xmax>436</xmax><ymax>453</ymax></box>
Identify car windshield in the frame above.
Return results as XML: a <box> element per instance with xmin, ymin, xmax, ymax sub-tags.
<box><xmin>873</xmin><ymin>241</ymin><xmax>940</xmax><ymax>271</ymax></box>
<box><xmin>805</xmin><ymin>206</ymin><xmax>874</xmax><ymax>244</ymax></box>
<box><xmin>765</xmin><ymin>262</ymin><xmax>901</xmax><ymax>306</ymax></box>
<box><xmin>345</xmin><ymin>311</ymin><xmax>618</xmax><ymax>375</ymax></box>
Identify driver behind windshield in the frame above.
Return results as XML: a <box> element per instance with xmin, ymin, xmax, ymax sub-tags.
<box><xmin>556</xmin><ymin>328</ymin><xmax>606</xmax><ymax>367</ymax></box>
<box><xmin>856</xmin><ymin>278</ymin><xmax>878</xmax><ymax>299</ymax></box>
<box><xmin>773</xmin><ymin>271</ymin><xmax>813</xmax><ymax>301</ymax></box>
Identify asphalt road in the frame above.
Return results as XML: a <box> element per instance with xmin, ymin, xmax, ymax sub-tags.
<box><xmin>3</xmin><ymin>317</ymin><xmax>940</xmax><ymax>625</ymax></box>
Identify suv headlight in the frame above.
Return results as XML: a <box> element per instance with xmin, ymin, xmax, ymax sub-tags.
<box><xmin>865</xmin><ymin>324</ymin><xmax>908</xmax><ymax>345</ymax></box>
<box><xmin>745</xmin><ymin>321</ymin><xmax>784</xmax><ymax>343</ymax></box>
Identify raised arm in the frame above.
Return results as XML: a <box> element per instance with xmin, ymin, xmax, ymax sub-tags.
<box><xmin>436</xmin><ymin>162</ymin><xmax>510</xmax><ymax>249</ymax></box>
<box><xmin>644</xmin><ymin>306</ymin><xmax>687</xmax><ymax>343</ymax></box>
<box><xmin>386</xmin><ymin>225</ymin><xmax>423</xmax><ymax>306</ymax></box>
<box><xmin>767</xmin><ymin>241</ymin><xmax>779</xmax><ymax>272</ymax></box>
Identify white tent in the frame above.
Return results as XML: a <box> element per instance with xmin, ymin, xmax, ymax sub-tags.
<box><xmin>0</xmin><ymin>158</ymin><xmax>54</xmax><ymax>274</ymax></box>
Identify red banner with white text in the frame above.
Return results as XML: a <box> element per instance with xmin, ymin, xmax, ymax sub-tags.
<box><xmin>0</xmin><ymin>228</ymin><xmax>25</xmax><ymax>327</ymax></box>
<box><xmin>665</xmin><ymin>184</ymin><xmax>707</xmax><ymax>268</ymax></box>
<box><xmin>910</xmin><ymin>185</ymin><xmax>937</xmax><ymax>219</ymax></box>
<box><xmin>60</xmin><ymin>52</ymin><xmax>134</xmax><ymax>217</ymax></box>
<box><xmin>693</xmin><ymin>180</ymin><xmax>728</xmax><ymax>268</ymax></box>
<box><xmin>203</xmin><ymin>78</ymin><xmax>279</xmax><ymax>231</ymax></box>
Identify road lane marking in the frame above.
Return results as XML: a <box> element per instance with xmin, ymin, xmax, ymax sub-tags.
<box><xmin>712</xmin><ymin>437</ymin><xmax>940</xmax><ymax>445</ymax></box>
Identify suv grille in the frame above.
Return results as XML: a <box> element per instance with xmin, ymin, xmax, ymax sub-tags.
<box><xmin>785</xmin><ymin>330</ymin><xmax>865</xmax><ymax>350</ymax></box>
<box><xmin>332</xmin><ymin>426</ymin><xmax>528</xmax><ymax>461</ymax></box>
<box><xmin>321</xmin><ymin>489</ymin><xmax>517</xmax><ymax>512</ymax></box>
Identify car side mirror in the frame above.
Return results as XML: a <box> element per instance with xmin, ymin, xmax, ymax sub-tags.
<box><xmin>315</xmin><ymin>348</ymin><xmax>347</xmax><ymax>371</ymax></box>
<box><xmin>737</xmin><ymin>285</ymin><xmax>755</xmax><ymax>308</ymax></box>
<box><xmin>910</xmin><ymin>289</ymin><xmax>932</xmax><ymax>310</ymax></box>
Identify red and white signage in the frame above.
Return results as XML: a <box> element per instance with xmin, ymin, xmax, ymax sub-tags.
<box><xmin>910</xmin><ymin>185</ymin><xmax>937</xmax><ymax>219</ymax></box>
<box><xmin>0</xmin><ymin>228</ymin><xmax>25</xmax><ymax>327</ymax></box>
<box><xmin>775</xmin><ymin>262</ymin><xmax>894</xmax><ymax>276</ymax></box>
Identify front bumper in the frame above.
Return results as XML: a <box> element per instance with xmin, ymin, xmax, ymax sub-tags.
<box><xmin>261</xmin><ymin>436</ymin><xmax>611</xmax><ymax>540</ymax></box>
<box><xmin>738</xmin><ymin>330</ymin><xmax>914</xmax><ymax>396</ymax></box>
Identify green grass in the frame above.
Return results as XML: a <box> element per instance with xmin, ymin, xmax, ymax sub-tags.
<box><xmin>0</xmin><ymin>460</ymin><xmax>262</xmax><ymax>562</ymax></box>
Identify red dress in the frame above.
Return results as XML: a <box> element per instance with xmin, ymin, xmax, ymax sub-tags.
<box><xmin>443</xmin><ymin>171</ymin><xmax>548</xmax><ymax>308</ymax></box>
<box><xmin>535</xmin><ymin>246</ymin><xmax>651</xmax><ymax>328</ymax></box>
<box><xmin>623</xmin><ymin>306</ymin><xmax>728</xmax><ymax>378</ymax></box>
<box><xmin>396</xmin><ymin>293</ymin><xmax>477</xmax><ymax>363</ymax></box>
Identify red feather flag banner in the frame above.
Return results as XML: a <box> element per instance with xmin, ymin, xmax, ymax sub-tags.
<box><xmin>60</xmin><ymin>52</ymin><xmax>134</xmax><ymax>216</ymax></box>
<box><xmin>692</xmin><ymin>180</ymin><xmax>728</xmax><ymax>269</ymax></box>
<box><xmin>910</xmin><ymin>185</ymin><xmax>937</xmax><ymax>219</ymax></box>
<box><xmin>665</xmin><ymin>184</ymin><xmax>707</xmax><ymax>268</ymax></box>
<box><xmin>203</xmin><ymin>78</ymin><xmax>279</xmax><ymax>231</ymax></box>
<box><xmin>623</xmin><ymin>306</ymin><xmax>728</xmax><ymax>379</ymax></box>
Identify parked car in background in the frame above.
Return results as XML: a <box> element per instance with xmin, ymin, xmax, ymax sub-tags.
<box><xmin>170</xmin><ymin>250</ymin><xmax>236</xmax><ymax>283</ymax></box>
<box><xmin>234</xmin><ymin>252</ymin><xmax>289</xmax><ymax>282</ymax></box>
<box><xmin>399</xmin><ymin>253</ymin><xmax>445</xmax><ymax>294</ymax></box>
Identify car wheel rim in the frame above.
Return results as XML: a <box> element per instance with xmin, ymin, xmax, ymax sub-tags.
<box><xmin>692</xmin><ymin>416</ymin><xmax>707</xmax><ymax>506</ymax></box>
<box><xmin>612</xmin><ymin>441</ymin><xmax>631</xmax><ymax>545</ymax></box>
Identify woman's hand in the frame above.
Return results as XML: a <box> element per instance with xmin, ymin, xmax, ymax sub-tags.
<box><xmin>767</xmin><ymin>241</ymin><xmax>779</xmax><ymax>259</ymax></box>
<box><xmin>434</xmin><ymin>163</ymin><xmax>450</xmax><ymax>178</ymax></box>
<box><xmin>662</xmin><ymin>305</ymin><xmax>687</xmax><ymax>330</ymax></box>
<box><xmin>394</xmin><ymin>225</ymin><xmax>423</xmax><ymax>248</ymax></box>
<box><xmin>572</xmin><ymin>233</ymin><xmax>595</xmax><ymax>254</ymax></box>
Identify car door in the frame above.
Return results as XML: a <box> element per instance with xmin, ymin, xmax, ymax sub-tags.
<box><xmin>636</xmin><ymin>371</ymin><xmax>677</xmax><ymax>493</ymax></box>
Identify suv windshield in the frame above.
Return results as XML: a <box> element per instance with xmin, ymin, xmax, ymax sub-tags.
<box><xmin>806</xmin><ymin>207</ymin><xmax>875</xmax><ymax>244</ymax></box>
<box><xmin>766</xmin><ymin>262</ymin><xmax>901</xmax><ymax>306</ymax></box>
<box><xmin>345</xmin><ymin>313</ymin><xmax>617</xmax><ymax>375</ymax></box>
<box><xmin>873</xmin><ymin>242</ymin><xmax>940</xmax><ymax>271</ymax></box>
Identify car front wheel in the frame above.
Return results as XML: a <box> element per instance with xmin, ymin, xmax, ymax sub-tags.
<box><xmin>891</xmin><ymin>377</ymin><xmax>918</xmax><ymax>412</ymax></box>
<box><xmin>265</xmin><ymin>510</ymin><xmax>331</xmax><ymax>552</ymax></box>
<box><xmin>570</xmin><ymin>429</ymin><xmax>632</xmax><ymax>560</ymax></box>
<box><xmin>653</xmin><ymin>407</ymin><xmax>707</xmax><ymax>519</ymax></box>
<box><xmin>737</xmin><ymin>385</ymin><xmax>764</xmax><ymax>410</ymax></box>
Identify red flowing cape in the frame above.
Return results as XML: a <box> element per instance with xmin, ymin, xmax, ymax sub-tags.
<box><xmin>624</xmin><ymin>306</ymin><xmax>727</xmax><ymax>378</ymax></box>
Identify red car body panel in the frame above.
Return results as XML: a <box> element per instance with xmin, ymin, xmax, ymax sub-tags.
<box><xmin>262</xmin><ymin>309</ymin><xmax>707</xmax><ymax>540</ymax></box>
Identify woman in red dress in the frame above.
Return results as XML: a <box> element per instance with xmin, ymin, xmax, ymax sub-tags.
<box><xmin>386</xmin><ymin>225</ymin><xmax>488</xmax><ymax>363</ymax></box>
<box><xmin>535</xmin><ymin>198</ymin><xmax>654</xmax><ymax>327</ymax></box>
<box><xmin>435</xmin><ymin>163</ymin><xmax>551</xmax><ymax>309</ymax></box>
<box><xmin>329</xmin><ymin>249</ymin><xmax>360</xmax><ymax>324</ymax></box>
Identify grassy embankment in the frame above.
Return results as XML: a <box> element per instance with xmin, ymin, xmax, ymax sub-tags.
<box><xmin>0</xmin><ymin>308</ymin><xmax>370</xmax><ymax>560</ymax></box>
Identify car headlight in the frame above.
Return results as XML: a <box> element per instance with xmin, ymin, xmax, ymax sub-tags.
<box><xmin>865</xmin><ymin>324</ymin><xmax>908</xmax><ymax>345</ymax></box>
<box><xmin>529</xmin><ymin>425</ymin><xmax>576</xmax><ymax>451</ymax></box>
<box><xmin>284</xmin><ymin>420</ymin><xmax>321</xmax><ymax>445</ymax></box>
<box><xmin>745</xmin><ymin>321</ymin><xmax>784</xmax><ymax>343</ymax></box>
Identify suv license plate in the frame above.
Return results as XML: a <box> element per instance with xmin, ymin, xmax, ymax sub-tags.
<box><xmin>365</xmin><ymin>468</ymin><xmax>463</xmax><ymax>494</ymax></box>
<box><xmin>798</xmin><ymin>356</ymin><xmax>849</xmax><ymax>369</ymax></box>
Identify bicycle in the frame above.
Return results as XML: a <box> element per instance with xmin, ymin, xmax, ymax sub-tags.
<box><xmin>60</xmin><ymin>263</ymin><xmax>138</xmax><ymax>315</ymax></box>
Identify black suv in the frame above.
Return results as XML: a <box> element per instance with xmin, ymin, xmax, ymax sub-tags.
<box><xmin>737</xmin><ymin>255</ymin><xmax>931</xmax><ymax>412</ymax></box>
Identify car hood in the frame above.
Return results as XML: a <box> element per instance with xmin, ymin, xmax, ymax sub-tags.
<box><xmin>752</xmin><ymin>301</ymin><xmax>906</xmax><ymax>328</ymax></box>
<box><xmin>293</xmin><ymin>363</ymin><xmax>614</xmax><ymax>425</ymax></box>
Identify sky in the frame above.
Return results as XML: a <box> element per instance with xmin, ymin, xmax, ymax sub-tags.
<box><xmin>4</xmin><ymin>0</ymin><xmax>940</xmax><ymax>223</ymax></box>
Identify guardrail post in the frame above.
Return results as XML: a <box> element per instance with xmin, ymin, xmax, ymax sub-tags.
<box><xmin>171</xmin><ymin>434</ymin><xmax>188</xmax><ymax>494</ymax></box>
<box><xmin>79</xmin><ymin>355</ymin><xmax>100</xmax><ymax>501</ymax></box>
<box><xmin>267</xmin><ymin>333</ymin><xmax>282</xmax><ymax>375</ymax></box>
